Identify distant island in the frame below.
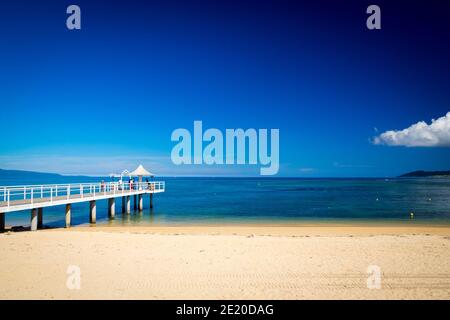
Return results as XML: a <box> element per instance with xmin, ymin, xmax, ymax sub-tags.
<box><xmin>0</xmin><ymin>168</ymin><xmax>102</xmax><ymax>185</ymax></box>
<box><xmin>0</xmin><ymin>168</ymin><xmax>62</xmax><ymax>178</ymax></box>
<box><xmin>399</xmin><ymin>170</ymin><xmax>450</xmax><ymax>178</ymax></box>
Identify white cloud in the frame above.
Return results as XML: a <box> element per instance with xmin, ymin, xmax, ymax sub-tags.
<box><xmin>333</xmin><ymin>162</ymin><xmax>373</xmax><ymax>168</ymax></box>
<box><xmin>0</xmin><ymin>155</ymin><xmax>171</xmax><ymax>176</ymax></box>
<box><xmin>373</xmin><ymin>112</ymin><xmax>450</xmax><ymax>147</ymax></box>
<box><xmin>299</xmin><ymin>167</ymin><xmax>315</xmax><ymax>173</ymax></box>
<box><xmin>0</xmin><ymin>154</ymin><xmax>268</xmax><ymax>177</ymax></box>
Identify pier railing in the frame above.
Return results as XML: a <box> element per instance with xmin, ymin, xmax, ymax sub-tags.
<box><xmin>0</xmin><ymin>181</ymin><xmax>165</xmax><ymax>208</ymax></box>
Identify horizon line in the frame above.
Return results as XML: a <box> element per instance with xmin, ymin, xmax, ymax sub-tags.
<box><xmin>0</xmin><ymin>167</ymin><xmax>412</xmax><ymax>179</ymax></box>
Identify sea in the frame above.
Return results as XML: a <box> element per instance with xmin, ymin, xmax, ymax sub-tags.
<box><xmin>1</xmin><ymin>175</ymin><xmax>450</xmax><ymax>228</ymax></box>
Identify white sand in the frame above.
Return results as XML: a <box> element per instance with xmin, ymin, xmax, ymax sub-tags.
<box><xmin>0</xmin><ymin>225</ymin><xmax>449</xmax><ymax>299</ymax></box>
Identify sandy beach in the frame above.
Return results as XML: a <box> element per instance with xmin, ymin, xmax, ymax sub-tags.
<box><xmin>0</xmin><ymin>224</ymin><xmax>449</xmax><ymax>299</ymax></box>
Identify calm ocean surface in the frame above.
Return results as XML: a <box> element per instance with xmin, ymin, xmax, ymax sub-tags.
<box><xmin>1</xmin><ymin>176</ymin><xmax>450</xmax><ymax>228</ymax></box>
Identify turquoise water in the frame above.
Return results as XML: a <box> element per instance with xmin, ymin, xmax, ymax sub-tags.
<box><xmin>2</xmin><ymin>177</ymin><xmax>450</xmax><ymax>228</ymax></box>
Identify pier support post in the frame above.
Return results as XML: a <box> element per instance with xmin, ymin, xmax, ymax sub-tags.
<box><xmin>30</xmin><ymin>208</ymin><xmax>38</xmax><ymax>231</ymax></box>
<box><xmin>138</xmin><ymin>194</ymin><xmax>143</xmax><ymax>211</ymax></box>
<box><xmin>134</xmin><ymin>195</ymin><xmax>137</xmax><ymax>210</ymax></box>
<box><xmin>122</xmin><ymin>196</ymin><xmax>125</xmax><ymax>213</ymax></box>
<box><xmin>150</xmin><ymin>193</ymin><xmax>154</xmax><ymax>209</ymax></box>
<box><xmin>126</xmin><ymin>196</ymin><xmax>131</xmax><ymax>214</ymax></box>
<box><xmin>90</xmin><ymin>200</ymin><xmax>96</xmax><ymax>224</ymax></box>
<box><xmin>65</xmin><ymin>204</ymin><xmax>71</xmax><ymax>228</ymax></box>
<box><xmin>108</xmin><ymin>198</ymin><xmax>115</xmax><ymax>218</ymax></box>
<box><xmin>0</xmin><ymin>213</ymin><xmax>5</xmax><ymax>232</ymax></box>
<box><xmin>38</xmin><ymin>208</ymin><xmax>43</xmax><ymax>229</ymax></box>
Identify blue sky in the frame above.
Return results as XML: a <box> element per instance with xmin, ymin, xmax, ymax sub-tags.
<box><xmin>0</xmin><ymin>0</ymin><xmax>449</xmax><ymax>177</ymax></box>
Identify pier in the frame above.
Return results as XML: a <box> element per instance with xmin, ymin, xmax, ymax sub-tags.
<box><xmin>0</xmin><ymin>181</ymin><xmax>165</xmax><ymax>231</ymax></box>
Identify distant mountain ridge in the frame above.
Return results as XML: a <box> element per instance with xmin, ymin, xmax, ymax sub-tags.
<box><xmin>0</xmin><ymin>169</ymin><xmax>106</xmax><ymax>185</ymax></box>
<box><xmin>399</xmin><ymin>170</ymin><xmax>450</xmax><ymax>177</ymax></box>
<box><xmin>0</xmin><ymin>168</ymin><xmax>62</xmax><ymax>178</ymax></box>
<box><xmin>0</xmin><ymin>168</ymin><xmax>102</xmax><ymax>178</ymax></box>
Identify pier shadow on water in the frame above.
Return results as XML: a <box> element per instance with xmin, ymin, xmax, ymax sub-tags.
<box><xmin>2</xmin><ymin>198</ymin><xmax>159</xmax><ymax>231</ymax></box>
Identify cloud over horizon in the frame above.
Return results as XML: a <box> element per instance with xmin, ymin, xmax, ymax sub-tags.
<box><xmin>0</xmin><ymin>154</ymin><xmax>270</xmax><ymax>177</ymax></box>
<box><xmin>373</xmin><ymin>112</ymin><xmax>450</xmax><ymax>147</ymax></box>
